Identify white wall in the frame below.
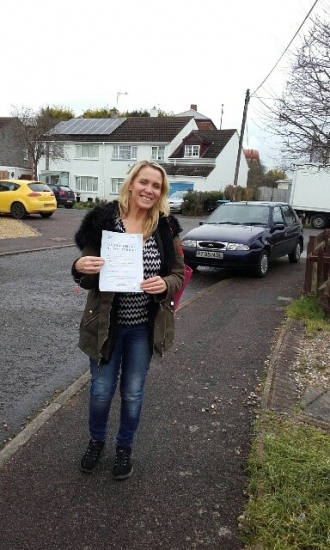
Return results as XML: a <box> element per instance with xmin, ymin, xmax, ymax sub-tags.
<box><xmin>0</xmin><ymin>165</ymin><xmax>32</xmax><ymax>179</ymax></box>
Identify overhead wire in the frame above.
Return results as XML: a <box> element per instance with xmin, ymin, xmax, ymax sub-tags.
<box><xmin>251</xmin><ymin>0</ymin><xmax>320</xmax><ymax>97</ymax></box>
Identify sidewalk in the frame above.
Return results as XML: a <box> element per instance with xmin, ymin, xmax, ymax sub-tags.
<box><xmin>1</xmin><ymin>217</ymin><xmax>330</xmax><ymax>549</ymax></box>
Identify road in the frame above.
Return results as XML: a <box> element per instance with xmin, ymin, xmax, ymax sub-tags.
<box><xmin>0</xmin><ymin>208</ymin><xmax>316</xmax><ymax>449</ymax></box>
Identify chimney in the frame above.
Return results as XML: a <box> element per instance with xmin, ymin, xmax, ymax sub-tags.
<box><xmin>190</xmin><ymin>104</ymin><xmax>197</xmax><ymax>111</ymax></box>
<box><xmin>150</xmin><ymin>106</ymin><xmax>159</xmax><ymax>117</ymax></box>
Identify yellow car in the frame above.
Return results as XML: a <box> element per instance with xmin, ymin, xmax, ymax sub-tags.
<box><xmin>0</xmin><ymin>179</ymin><xmax>57</xmax><ymax>219</ymax></box>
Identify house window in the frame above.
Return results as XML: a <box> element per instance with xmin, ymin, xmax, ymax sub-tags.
<box><xmin>151</xmin><ymin>146</ymin><xmax>165</xmax><ymax>161</ymax></box>
<box><xmin>113</xmin><ymin>146</ymin><xmax>138</xmax><ymax>160</ymax></box>
<box><xmin>76</xmin><ymin>145</ymin><xmax>99</xmax><ymax>158</ymax></box>
<box><xmin>184</xmin><ymin>145</ymin><xmax>200</xmax><ymax>157</ymax></box>
<box><xmin>111</xmin><ymin>178</ymin><xmax>125</xmax><ymax>194</ymax></box>
<box><xmin>75</xmin><ymin>176</ymin><xmax>98</xmax><ymax>192</ymax></box>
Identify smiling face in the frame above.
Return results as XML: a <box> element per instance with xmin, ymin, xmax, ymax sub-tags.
<box><xmin>129</xmin><ymin>166</ymin><xmax>163</xmax><ymax>211</ymax></box>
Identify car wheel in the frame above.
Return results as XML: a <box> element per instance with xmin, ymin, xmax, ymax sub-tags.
<box><xmin>288</xmin><ymin>241</ymin><xmax>302</xmax><ymax>263</ymax></box>
<box><xmin>40</xmin><ymin>213</ymin><xmax>54</xmax><ymax>218</ymax></box>
<box><xmin>65</xmin><ymin>204</ymin><xmax>74</xmax><ymax>209</ymax></box>
<box><xmin>254</xmin><ymin>250</ymin><xmax>269</xmax><ymax>277</ymax></box>
<box><xmin>310</xmin><ymin>214</ymin><xmax>327</xmax><ymax>229</ymax></box>
<box><xmin>11</xmin><ymin>202</ymin><xmax>26</xmax><ymax>219</ymax></box>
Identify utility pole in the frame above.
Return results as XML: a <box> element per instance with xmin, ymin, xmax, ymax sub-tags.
<box><xmin>233</xmin><ymin>89</ymin><xmax>250</xmax><ymax>198</ymax></box>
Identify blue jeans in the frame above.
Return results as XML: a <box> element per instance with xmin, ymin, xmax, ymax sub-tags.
<box><xmin>89</xmin><ymin>322</ymin><xmax>151</xmax><ymax>448</ymax></box>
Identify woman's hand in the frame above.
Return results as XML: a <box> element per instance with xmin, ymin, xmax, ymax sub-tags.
<box><xmin>140</xmin><ymin>276</ymin><xmax>167</xmax><ymax>294</ymax></box>
<box><xmin>75</xmin><ymin>256</ymin><xmax>105</xmax><ymax>275</ymax></box>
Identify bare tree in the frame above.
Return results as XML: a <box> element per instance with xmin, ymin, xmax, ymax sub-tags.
<box><xmin>10</xmin><ymin>105</ymin><xmax>73</xmax><ymax>179</ymax></box>
<box><xmin>272</xmin><ymin>8</ymin><xmax>330</xmax><ymax>165</ymax></box>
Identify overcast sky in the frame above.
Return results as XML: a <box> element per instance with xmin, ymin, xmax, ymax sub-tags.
<box><xmin>2</xmin><ymin>0</ymin><xmax>324</xmax><ymax>169</ymax></box>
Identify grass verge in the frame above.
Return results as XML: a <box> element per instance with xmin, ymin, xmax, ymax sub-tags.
<box><xmin>286</xmin><ymin>295</ymin><xmax>330</xmax><ymax>334</ymax></box>
<box><xmin>241</xmin><ymin>414</ymin><xmax>330</xmax><ymax>550</ymax></box>
<box><xmin>240</xmin><ymin>295</ymin><xmax>330</xmax><ymax>549</ymax></box>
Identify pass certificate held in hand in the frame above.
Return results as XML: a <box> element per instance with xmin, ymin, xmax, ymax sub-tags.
<box><xmin>99</xmin><ymin>230</ymin><xmax>144</xmax><ymax>292</ymax></box>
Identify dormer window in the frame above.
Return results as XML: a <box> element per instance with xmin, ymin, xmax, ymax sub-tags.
<box><xmin>184</xmin><ymin>145</ymin><xmax>200</xmax><ymax>157</ymax></box>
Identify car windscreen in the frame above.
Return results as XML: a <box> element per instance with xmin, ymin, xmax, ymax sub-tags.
<box><xmin>205</xmin><ymin>204</ymin><xmax>270</xmax><ymax>225</ymax></box>
<box><xmin>28</xmin><ymin>183</ymin><xmax>53</xmax><ymax>192</ymax></box>
<box><xmin>59</xmin><ymin>186</ymin><xmax>72</xmax><ymax>192</ymax></box>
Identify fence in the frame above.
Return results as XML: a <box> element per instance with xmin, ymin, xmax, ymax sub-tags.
<box><xmin>257</xmin><ymin>187</ymin><xmax>290</xmax><ymax>202</ymax></box>
<box><xmin>304</xmin><ymin>228</ymin><xmax>330</xmax><ymax>314</ymax></box>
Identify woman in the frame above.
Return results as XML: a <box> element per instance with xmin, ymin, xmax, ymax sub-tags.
<box><xmin>72</xmin><ymin>160</ymin><xmax>185</xmax><ymax>480</ymax></box>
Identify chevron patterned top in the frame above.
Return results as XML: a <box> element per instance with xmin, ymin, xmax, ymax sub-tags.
<box><xmin>115</xmin><ymin>220</ymin><xmax>161</xmax><ymax>325</ymax></box>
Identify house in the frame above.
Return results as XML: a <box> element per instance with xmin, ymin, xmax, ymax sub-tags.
<box><xmin>0</xmin><ymin>117</ymin><xmax>32</xmax><ymax>180</ymax></box>
<box><xmin>164</xmin><ymin>104</ymin><xmax>248</xmax><ymax>193</ymax></box>
<box><xmin>164</xmin><ymin>128</ymin><xmax>248</xmax><ymax>193</ymax></box>
<box><xmin>38</xmin><ymin>108</ymin><xmax>248</xmax><ymax>201</ymax></box>
<box><xmin>39</xmin><ymin>116</ymin><xmax>198</xmax><ymax>201</ymax></box>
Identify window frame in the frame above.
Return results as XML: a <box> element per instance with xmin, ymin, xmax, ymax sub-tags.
<box><xmin>74</xmin><ymin>176</ymin><xmax>98</xmax><ymax>193</ymax></box>
<box><xmin>111</xmin><ymin>178</ymin><xmax>125</xmax><ymax>194</ymax></box>
<box><xmin>184</xmin><ymin>145</ymin><xmax>200</xmax><ymax>157</ymax></box>
<box><xmin>75</xmin><ymin>144</ymin><xmax>99</xmax><ymax>159</ymax></box>
<box><xmin>151</xmin><ymin>145</ymin><xmax>165</xmax><ymax>162</ymax></box>
<box><xmin>112</xmin><ymin>145</ymin><xmax>138</xmax><ymax>160</ymax></box>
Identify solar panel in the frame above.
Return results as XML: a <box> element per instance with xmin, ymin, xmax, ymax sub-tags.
<box><xmin>52</xmin><ymin>118</ymin><xmax>126</xmax><ymax>135</ymax></box>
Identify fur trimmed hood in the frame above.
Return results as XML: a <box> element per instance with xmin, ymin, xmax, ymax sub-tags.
<box><xmin>74</xmin><ymin>200</ymin><xmax>182</xmax><ymax>276</ymax></box>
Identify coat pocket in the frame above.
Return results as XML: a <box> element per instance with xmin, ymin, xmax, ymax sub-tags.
<box><xmin>81</xmin><ymin>304</ymin><xmax>100</xmax><ymax>338</ymax></box>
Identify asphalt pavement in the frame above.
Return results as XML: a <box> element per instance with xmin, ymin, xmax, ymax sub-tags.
<box><xmin>0</xmin><ymin>209</ymin><xmax>329</xmax><ymax>550</ymax></box>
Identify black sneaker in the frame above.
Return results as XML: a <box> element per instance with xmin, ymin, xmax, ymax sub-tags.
<box><xmin>113</xmin><ymin>446</ymin><xmax>133</xmax><ymax>480</ymax></box>
<box><xmin>80</xmin><ymin>439</ymin><xmax>105</xmax><ymax>473</ymax></box>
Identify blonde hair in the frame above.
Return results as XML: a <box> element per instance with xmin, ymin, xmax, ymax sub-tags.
<box><xmin>118</xmin><ymin>160</ymin><xmax>170</xmax><ymax>239</ymax></box>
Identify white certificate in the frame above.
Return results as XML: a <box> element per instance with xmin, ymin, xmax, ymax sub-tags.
<box><xmin>99</xmin><ymin>230</ymin><xmax>144</xmax><ymax>292</ymax></box>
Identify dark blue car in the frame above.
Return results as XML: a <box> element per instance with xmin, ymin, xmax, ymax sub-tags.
<box><xmin>181</xmin><ymin>201</ymin><xmax>304</xmax><ymax>277</ymax></box>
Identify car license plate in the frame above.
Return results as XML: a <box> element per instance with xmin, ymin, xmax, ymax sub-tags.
<box><xmin>44</xmin><ymin>204</ymin><xmax>53</xmax><ymax>207</ymax></box>
<box><xmin>196</xmin><ymin>251</ymin><xmax>223</xmax><ymax>259</ymax></box>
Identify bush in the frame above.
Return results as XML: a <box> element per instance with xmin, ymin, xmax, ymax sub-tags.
<box><xmin>181</xmin><ymin>190</ymin><xmax>225</xmax><ymax>215</ymax></box>
<box><xmin>223</xmin><ymin>184</ymin><xmax>250</xmax><ymax>201</ymax></box>
<box><xmin>202</xmin><ymin>191</ymin><xmax>225</xmax><ymax>212</ymax></box>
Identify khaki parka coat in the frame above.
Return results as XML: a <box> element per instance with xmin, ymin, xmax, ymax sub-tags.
<box><xmin>72</xmin><ymin>201</ymin><xmax>185</xmax><ymax>365</ymax></box>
